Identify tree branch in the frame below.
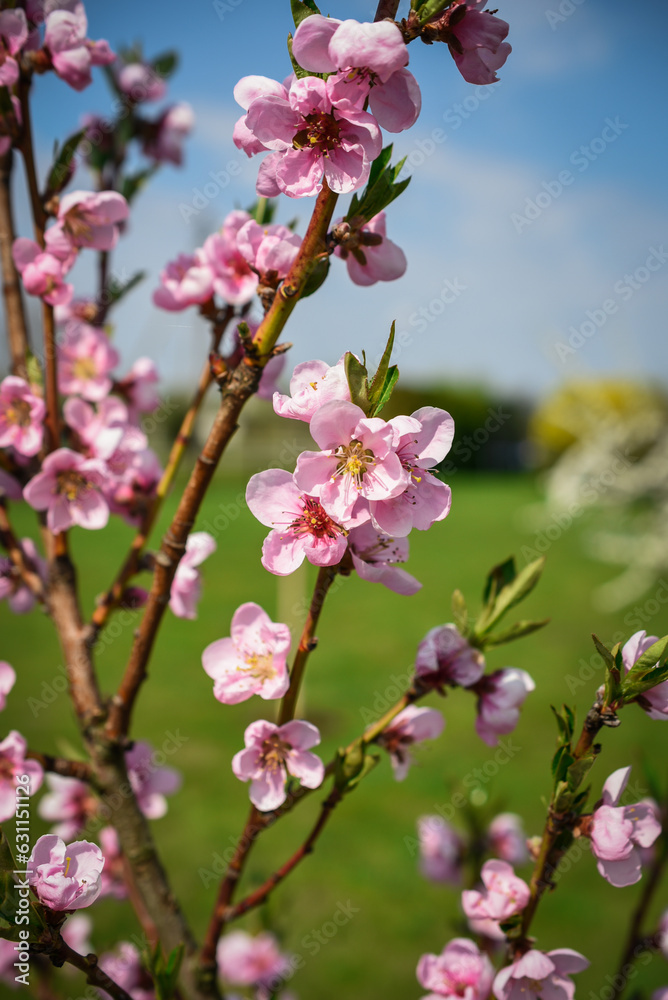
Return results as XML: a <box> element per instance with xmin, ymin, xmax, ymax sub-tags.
<box><xmin>0</xmin><ymin>149</ymin><xmax>30</xmax><ymax>376</ymax></box>
<box><xmin>0</xmin><ymin>497</ymin><xmax>45</xmax><ymax>603</ymax></box>
<box><xmin>374</xmin><ymin>0</ymin><xmax>401</xmax><ymax>21</ymax></box>
<box><xmin>26</xmin><ymin>751</ymin><xmax>92</xmax><ymax>782</ymax></box>
<box><xmin>47</xmin><ymin>937</ymin><xmax>134</xmax><ymax>1000</ymax></box>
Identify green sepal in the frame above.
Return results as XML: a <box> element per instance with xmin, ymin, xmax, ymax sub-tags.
<box><xmin>106</xmin><ymin>270</ymin><xmax>146</xmax><ymax>308</ymax></box>
<box><xmin>416</xmin><ymin>0</ymin><xmax>450</xmax><ymax>24</ymax></box>
<box><xmin>291</xmin><ymin>0</ymin><xmax>320</xmax><ymax>28</ymax></box>
<box><xmin>334</xmin><ymin>742</ymin><xmax>379</xmax><ymax>793</ymax></box>
<box><xmin>300</xmin><ymin>255</ymin><xmax>330</xmax><ymax>299</ymax></box>
<box><xmin>46</xmin><ymin>129</ymin><xmax>85</xmax><ymax>197</ymax></box>
<box><xmin>143</xmin><ymin>942</ymin><xmax>184</xmax><ymax>1000</ymax></box>
<box><xmin>0</xmin><ymin>86</ymin><xmax>13</xmax><ymax>117</ymax></box>
<box><xmin>345</xmin><ymin>144</ymin><xmax>410</xmax><ymax>226</ymax></box>
<box><xmin>151</xmin><ymin>51</ymin><xmax>178</xmax><ymax>79</ymax></box>
<box><xmin>121</xmin><ymin>166</ymin><xmax>157</xmax><ymax>204</ymax></box>
<box><xmin>622</xmin><ymin>635</ymin><xmax>668</xmax><ymax>701</ymax></box>
<box><xmin>603</xmin><ymin>643</ymin><xmax>624</xmax><ymax>708</ymax></box>
<box><xmin>451</xmin><ymin>589</ymin><xmax>468</xmax><ymax>636</ymax></box>
<box><xmin>344</xmin><ymin>351</ymin><xmax>370</xmax><ymax>414</ymax></box>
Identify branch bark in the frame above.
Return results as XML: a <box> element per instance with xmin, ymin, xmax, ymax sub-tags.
<box><xmin>0</xmin><ymin>149</ymin><xmax>30</xmax><ymax>376</ymax></box>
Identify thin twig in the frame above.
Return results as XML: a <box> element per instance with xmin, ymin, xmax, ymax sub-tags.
<box><xmin>25</xmin><ymin>751</ymin><xmax>92</xmax><ymax>782</ymax></box>
<box><xmin>48</xmin><ymin>938</ymin><xmax>134</xmax><ymax>1000</ymax></box>
<box><xmin>0</xmin><ymin>149</ymin><xmax>31</xmax><ymax>375</ymax></box>
<box><xmin>0</xmin><ymin>498</ymin><xmax>45</xmax><ymax>602</ymax></box>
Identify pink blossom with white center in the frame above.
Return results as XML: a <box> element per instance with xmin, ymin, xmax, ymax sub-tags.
<box><xmin>125</xmin><ymin>741</ymin><xmax>181</xmax><ymax>820</ymax></box>
<box><xmin>416</xmin><ymin>937</ymin><xmax>494</xmax><ymax>1000</ymax></box>
<box><xmin>348</xmin><ymin>521</ymin><xmax>421</xmax><ymax>595</ymax></box>
<box><xmin>292</xmin><ymin>16</ymin><xmax>421</xmax><ymax>133</ymax></box>
<box><xmin>23</xmin><ymin>448</ymin><xmax>109</xmax><ymax>533</ymax></box>
<box><xmin>99</xmin><ymin>943</ymin><xmax>154</xmax><ymax>1000</ymax></box>
<box><xmin>63</xmin><ymin>395</ymin><xmax>129</xmax><ymax>458</ymax></box>
<box><xmin>217</xmin><ymin>930</ymin><xmax>292</xmax><ymax>989</ymax></box>
<box><xmin>334</xmin><ymin>211</ymin><xmax>407</xmax><ymax>286</ymax></box>
<box><xmin>462</xmin><ymin>859</ymin><xmax>530</xmax><ymax>922</ymax></box>
<box><xmin>117</xmin><ymin>61</ymin><xmax>166</xmax><ymax>103</ymax></box>
<box><xmin>116</xmin><ymin>357</ymin><xmax>161</xmax><ymax>416</ymax></box>
<box><xmin>58</xmin><ymin>323</ymin><xmax>119</xmax><ymax>401</ymax></box>
<box><xmin>12</xmin><ymin>238</ymin><xmax>73</xmax><ymax>306</ymax></box>
<box><xmin>240</xmin><ymin>75</ymin><xmax>382</xmax><ymax>198</ymax></box>
<box><xmin>61</xmin><ymin>913</ymin><xmax>93</xmax><ymax>956</ymax></box>
<box><xmin>55</xmin><ymin>189</ymin><xmax>129</xmax><ymax>252</ymax></box>
<box><xmin>203</xmin><ymin>210</ymin><xmax>259</xmax><ymax>306</ymax></box>
<box><xmin>653</xmin><ymin>991</ymin><xmax>668</xmax><ymax>1000</ymax></box>
<box><xmin>493</xmin><ymin>948</ymin><xmax>589</xmax><ymax>1000</ymax></box>
<box><xmin>622</xmin><ymin>630</ymin><xmax>668</xmax><ymax>720</ymax></box>
<box><xmin>377</xmin><ymin>705</ymin><xmax>445</xmax><ymax>781</ymax></box>
<box><xmin>28</xmin><ymin>833</ymin><xmax>104</xmax><ymax>910</ymax></box>
<box><xmin>0</xmin><ymin>663</ymin><xmax>15</xmax><ymax>711</ymax></box>
<box><xmin>169</xmin><ymin>531</ymin><xmax>216</xmax><ymax>620</ymax></box>
<box><xmin>415</xmin><ymin>624</ymin><xmax>485</xmax><ymax>691</ymax></box>
<box><xmin>418</xmin><ymin>815</ymin><xmax>465</xmax><ymax>885</ymax></box>
<box><xmin>487</xmin><ymin>813</ymin><xmax>529</xmax><ymax>866</ymax></box>
<box><xmin>428</xmin><ymin>1</ymin><xmax>511</xmax><ymax>86</ymax></box>
<box><xmin>152</xmin><ymin>249</ymin><xmax>214</xmax><ymax>311</ymax></box>
<box><xmin>589</xmin><ymin>766</ymin><xmax>662</xmax><ymax>887</ymax></box>
<box><xmin>473</xmin><ymin>668</ymin><xmax>535</xmax><ymax>747</ymax></box>
<box><xmin>0</xmin><ymin>468</ymin><xmax>21</xmax><ymax>500</ymax></box>
<box><xmin>0</xmin><ymin>8</ymin><xmax>28</xmax><ymax>87</ymax></box>
<box><xmin>143</xmin><ymin>102</ymin><xmax>194</xmax><ymax>165</ymax></box>
<box><xmin>232</xmin><ymin>719</ymin><xmax>325</xmax><ymax>811</ymax></box>
<box><xmin>295</xmin><ymin>399</ymin><xmax>408</xmax><ymax>524</ymax></box>
<box><xmin>1</xmin><ymin>549</ymin><xmax>35</xmax><ymax>604</ymax></box>
<box><xmin>38</xmin><ymin>774</ymin><xmax>98</xmax><ymax>841</ymax></box>
<box><xmin>246</xmin><ymin>469</ymin><xmax>348</xmax><ymax>576</ymax></box>
<box><xmin>0</xmin><ymin>376</ymin><xmax>45</xmax><ymax>457</ymax></box>
<box><xmin>44</xmin><ymin>3</ymin><xmax>115</xmax><ymax>91</ymax></box>
<box><xmin>273</xmin><ymin>356</ymin><xmax>350</xmax><ymax>422</ymax></box>
<box><xmin>0</xmin><ymin>731</ymin><xmax>42</xmax><ymax>821</ymax></box>
<box><xmin>98</xmin><ymin>826</ymin><xmax>128</xmax><ymax>900</ymax></box>
<box><xmin>202</xmin><ymin>602</ymin><xmax>291</xmax><ymax>705</ymax></box>
<box><xmin>369</xmin><ymin>406</ymin><xmax>454</xmax><ymax>536</ymax></box>
<box><xmin>236</xmin><ymin>218</ymin><xmax>302</xmax><ymax>283</ymax></box>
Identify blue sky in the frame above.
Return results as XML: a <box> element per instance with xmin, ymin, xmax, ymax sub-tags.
<box><xmin>18</xmin><ymin>0</ymin><xmax>668</xmax><ymax>395</ymax></box>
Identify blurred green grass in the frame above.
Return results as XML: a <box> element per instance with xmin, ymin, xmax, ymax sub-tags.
<box><xmin>2</xmin><ymin>471</ymin><xmax>667</xmax><ymax>999</ymax></box>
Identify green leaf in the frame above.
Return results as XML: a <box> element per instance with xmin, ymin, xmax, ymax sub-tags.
<box><xmin>566</xmin><ymin>747</ymin><xmax>599</xmax><ymax>793</ymax></box>
<box><xmin>451</xmin><ymin>589</ymin><xmax>468</xmax><ymax>635</ymax></box>
<box><xmin>287</xmin><ymin>33</ymin><xmax>320</xmax><ymax>80</ymax></box>
<box><xmin>334</xmin><ymin>742</ymin><xmax>379</xmax><ymax>793</ymax></box>
<box><xmin>46</xmin><ymin>129</ymin><xmax>85</xmax><ymax>196</ymax></box>
<box><xmin>300</xmin><ymin>255</ymin><xmax>330</xmax><ymax>299</ymax></box>
<box><xmin>121</xmin><ymin>166</ymin><xmax>157</xmax><ymax>203</ymax></box>
<box><xmin>24</xmin><ymin>350</ymin><xmax>43</xmax><ymax>390</ymax></box>
<box><xmin>622</xmin><ymin>635</ymin><xmax>668</xmax><ymax>701</ymax></box>
<box><xmin>416</xmin><ymin>0</ymin><xmax>450</xmax><ymax>24</ymax></box>
<box><xmin>106</xmin><ymin>270</ymin><xmax>146</xmax><ymax>307</ymax></box>
<box><xmin>482</xmin><ymin>557</ymin><xmax>516</xmax><ymax>606</ymax></box>
<box><xmin>550</xmin><ymin>705</ymin><xmax>573</xmax><ymax>747</ymax></box>
<box><xmin>476</xmin><ymin>556</ymin><xmax>546</xmax><ymax>637</ymax></box>
<box><xmin>603</xmin><ymin>643</ymin><xmax>624</xmax><ymax>708</ymax></box>
<box><xmin>291</xmin><ymin>0</ymin><xmax>320</xmax><ymax>28</ymax></box>
<box><xmin>151</xmin><ymin>51</ymin><xmax>178</xmax><ymax>78</ymax></box>
<box><xmin>482</xmin><ymin>618</ymin><xmax>550</xmax><ymax>648</ymax></box>
<box><xmin>0</xmin><ymin>86</ymin><xmax>13</xmax><ymax>118</ymax></box>
<box><xmin>551</xmin><ymin>744</ymin><xmax>574</xmax><ymax>783</ymax></box>
<box><xmin>367</xmin><ymin>322</ymin><xmax>400</xmax><ymax>416</ymax></box>
<box><xmin>346</xmin><ymin>144</ymin><xmax>411</xmax><ymax>226</ymax></box>
<box><xmin>591</xmin><ymin>633</ymin><xmax>616</xmax><ymax>670</ymax></box>
<box><xmin>344</xmin><ymin>352</ymin><xmax>370</xmax><ymax>415</ymax></box>
<box><xmin>247</xmin><ymin>197</ymin><xmax>276</xmax><ymax>226</ymax></box>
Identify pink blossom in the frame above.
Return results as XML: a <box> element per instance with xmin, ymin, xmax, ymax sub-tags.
<box><xmin>295</xmin><ymin>399</ymin><xmax>408</xmax><ymax>523</ymax></box>
<box><xmin>116</xmin><ymin>358</ymin><xmax>161</xmax><ymax>415</ymax></box>
<box><xmin>217</xmin><ymin>930</ymin><xmax>291</xmax><ymax>988</ymax></box>
<box><xmin>236</xmin><ymin>218</ymin><xmax>302</xmax><ymax>284</ymax></box>
<box><xmin>0</xmin><ymin>538</ymin><xmax>46</xmax><ymax>614</ymax></box>
<box><xmin>152</xmin><ymin>250</ymin><xmax>214</xmax><ymax>311</ymax></box>
<box><xmin>202</xmin><ymin>602</ymin><xmax>291</xmax><ymax>705</ymax></box>
<box><xmin>61</xmin><ymin>913</ymin><xmax>93</xmax><ymax>955</ymax></box>
<box><xmin>429</xmin><ymin>2</ymin><xmax>512</xmax><ymax>86</ymax></box>
<box><xmin>257</xmin><ymin>352</ymin><xmax>286</xmax><ymax>401</ymax></box>
<box><xmin>203</xmin><ymin>210</ymin><xmax>258</xmax><ymax>306</ymax></box>
<box><xmin>487</xmin><ymin>813</ymin><xmax>528</xmax><ymax>865</ymax></box>
<box><xmin>334</xmin><ymin>211</ymin><xmax>407</xmax><ymax>286</ymax></box>
<box><xmin>23</xmin><ymin>448</ymin><xmax>109</xmax><ymax>533</ymax></box>
<box><xmin>44</xmin><ymin>3</ymin><xmax>115</xmax><ymax>91</ymax></box>
<box><xmin>273</xmin><ymin>356</ymin><xmax>350</xmax><ymax>422</ymax></box>
<box><xmin>56</xmin><ymin>190</ymin><xmax>128</xmax><ymax>252</ymax></box>
<box><xmin>143</xmin><ymin>103</ymin><xmax>194</xmax><ymax>165</ymax></box>
<box><xmin>0</xmin><ymin>468</ymin><xmax>21</xmax><ymax>500</ymax></box>
<box><xmin>12</xmin><ymin>237</ymin><xmax>73</xmax><ymax>306</ymax></box>
<box><xmin>106</xmin><ymin>447</ymin><xmax>162</xmax><ymax>526</ymax></box>
<box><xmin>117</xmin><ymin>62</ymin><xmax>166</xmax><ymax>103</ymax></box>
<box><xmin>98</xmin><ymin>826</ymin><xmax>128</xmax><ymax>900</ymax></box>
<box><xmin>99</xmin><ymin>943</ymin><xmax>154</xmax><ymax>1000</ymax></box>
<box><xmin>0</xmin><ymin>9</ymin><xmax>28</xmax><ymax>87</ymax></box>
<box><xmin>28</xmin><ymin>833</ymin><xmax>104</xmax><ymax>910</ymax></box>
<box><xmin>417</xmin><ymin>938</ymin><xmax>494</xmax><ymax>1000</ymax></box>
<box><xmin>169</xmin><ymin>531</ymin><xmax>216</xmax><ymax>620</ymax></box>
<box><xmin>239</xmin><ymin>75</ymin><xmax>382</xmax><ymax>198</ymax></box>
<box><xmin>462</xmin><ymin>859</ymin><xmax>530</xmax><ymax>922</ymax></box>
<box><xmin>54</xmin><ymin>296</ymin><xmax>98</xmax><ymax>325</ymax></box>
<box><xmin>125</xmin><ymin>741</ymin><xmax>181</xmax><ymax>820</ymax></box>
<box><xmin>369</xmin><ymin>406</ymin><xmax>454</xmax><ymax>536</ymax></box>
<box><xmin>493</xmin><ymin>948</ymin><xmax>589</xmax><ymax>1000</ymax></box>
<box><xmin>246</xmin><ymin>469</ymin><xmax>348</xmax><ymax>575</ymax></box>
<box><xmin>377</xmin><ymin>705</ymin><xmax>445</xmax><ymax>780</ymax></box>
<box><xmin>417</xmin><ymin>816</ymin><xmax>464</xmax><ymax>885</ymax></box>
<box><xmin>348</xmin><ymin>522</ymin><xmax>421</xmax><ymax>595</ymax></box>
<box><xmin>415</xmin><ymin>624</ymin><xmax>485</xmax><ymax>691</ymax></box>
<box><xmin>0</xmin><ymin>663</ymin><xmax>15</xmax><ymax>711</ymax></box>
<box><xmin>292</xmin><ymin>16</ymin><xmax>421</xmax><ymax>132</ymax></box>
<box><xmin>63</xmin><ymin>395</ymin><xmax>129</xmax><ymax>458</ymax></box>
<box><xmin>589</xmin><ymin>766</ymin><xmax>662</xmax><ymax>887</ymax></box>
<box><xmin>58</xmin><ymin>323</ymin><xmax>119</xmax><ymax>401</ymax></box>
<box><xmin>473</xmin><ymin>669</ymin><xmax>535</xmax><ymax>746</ymax></box>
<box><xmin>622</xmin><ymin>630</ymin><xmax>668</xmax><ymax>720</ymax></box>
<box><xmin>0</xmin><ymin>376</ymin><xmax>45</xmax><ymax>457</ymax></box>
<box><xmin>38</xmin><ymin>774</ymin><xmax>98</xmax><ymax>841</ymax></box>
<box><xmin>232</xmin><ymin>719</ymin><xmax>324</xmax><ymax>811</ymax></box>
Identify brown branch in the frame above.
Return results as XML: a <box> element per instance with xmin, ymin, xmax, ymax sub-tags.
<box><xmin>0</xmin><ymin>498</ymin><xmax>45</xmax><ymax>602</ymax></box>
<box><xmin>48</xmin><ymin>938</ymin><xmax>134</xmax><ymax>1000</ymax></box>
<box><xmin>374</xmin><ymin>0</ymin><xmax>401</xmax><ymax>20</ymax></box>
<box><xmin>0</xmin><ymin>149</ymin><xmax>30</xmax><ymax>376</ymax></box>
<box><xmin>17</xmin><ymin>75</ymin><xmax>46</xmax><ymax>241</ymax></box>
<box><xmin>277</xmin><ymin>564</ymin><xmax>339</xmax><ymax>725</ymax></box>
<box><xmin>26</xmin><ymin>751</ymin><xmax>92</xmax><ymax>782</ymax></box>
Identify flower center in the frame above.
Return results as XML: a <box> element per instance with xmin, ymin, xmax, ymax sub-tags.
<box><xmin>72</xmin><ymin>357</ymin><xmax>98</xmax><ymax>381</ymax></box>
<box><xmin>56</xmin><ymin>470</ymin><xmax>90</xmax><ymax>502</ymax></box>
<box><xmin>4</xmin><ymin>398</ymin><xmax>32</xmax><ymax>427</ymax></box>
<box><xmin>291</xmin><ymin>496</ymin><xmax>345</xmax><ymax>540</ymax></box>
<box><xmin>334</xmin><ymin>439</ymin><xmax>375</xmax><ymax>489</ymax></box>
<box><xmin>356</xmin><ymin>532</ymin><xmax>403</xmax><ymax>565</ymax></box>
<box><xmin>64</xmin><ymin>209</ymin><xmax>93</xmax><ymax>242</ymax></box>
<box><xmin>239</xmin><ymin>650</ymin><xmax>276</xmax><ymax>682</ymax></box>
<box><xmin>293</xmin><ymin>112</ymin><xmax>341</xmax><ymax>154</ymax></box>
<box><xmin>0</xmin><ymin>756</ymin><xmax>14</xmax><ymax>780</ymax></box>
<box><xmin>259</xmin><ymin>733</ymin><xmax>292</xmax><ymax>772</ymax></box>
